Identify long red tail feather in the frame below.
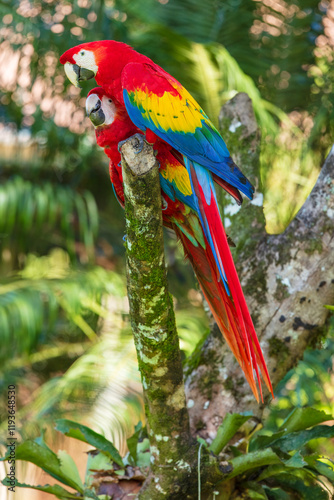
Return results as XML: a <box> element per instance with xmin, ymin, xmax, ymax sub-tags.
<box><xmin>183</xmin><ymin>161</ymin><xmax>273</xmax><ymax>401</ymax></box>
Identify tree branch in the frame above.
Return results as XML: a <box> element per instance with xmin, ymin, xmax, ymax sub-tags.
<box><xmin>185</xmin><ymin>93</ymin><xmax>334</xmax><ymax>439</ymax></box>
<box><xmin>121</xmin><ymin>135</ymin><xmax>189</xmax><ymax>453</ymax></box>
<box><xmin>120</xmin><ymin>136</ymin><xmax>224</xmax><ymax>499</ymax></box>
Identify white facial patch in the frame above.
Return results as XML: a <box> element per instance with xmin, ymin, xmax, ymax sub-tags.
<box><xmin>64</xmin><ymin>62</ymin><xmax>80</xmax><ymax>88</ymax></box>
<box><xmin>86</xmin><ymin>94</ymin><xmax>117</xmax><ymax>128</ymax></box>
<box><xmin>73</xmin><ymin>49</ymin><xmax>98</xmax><ymax>74</ymax></box>
<box><xmin>101</xmin><ymin>95</ymin><xmax>116</xmax><ymax>125</ymax></box>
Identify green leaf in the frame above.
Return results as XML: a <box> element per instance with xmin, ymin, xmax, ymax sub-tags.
<box><xmin>209</xmin><ymin>413</ymin><xmax>252</xmax><ymax>454</ymax></box>
<box><xmin>280</xmin><ymin>408</ymin><xmax>333</xmax><ymax>434</ymax></box>
<box><xmin>257</xmin><ymin>464</ymin><xmax>296</xmax><ymax>482</ymax></box>
<box><xmin>272</xmin><ymin>425</ymin><xmax>334</xmax><ymax>453</ymax></box>
<box><xmin>249</xmin><ymin>408</ymin><xmax>333</xmax><ymax>452</ymax></box>
<box><xmin>284</xmin><ymin>451</ymin><xmax>307</xmax><ymax>469</ymax></box>
<box><xmin>55</xmin><ymin>419</ymin><xmax>123</xmax><ymax>467</ymax></box>
<box><xmin>225</xmin><ymin>449</ymin><xmax>281</xmax><ymax>480</ymax></box>
<box><xmin>58</xmin><ymin>450</ymin><xmax>84</xmax><ymax>491</ymax></box>
<box><xmin>304</xmin><ymin>455</ymin><xmax>334</xmax><ymax>484</ymax></box>
<box><xmin>228</xmin><ymin>445</ymin><xmax>243</xmax><ymax>458</ymax></box>
<box><xmin>86</xmin><ymin>451</ymin><xmax>114</xmax><ymax>473</ymax></box>
<box><xmin>136</xmin><ymin>438</ymin><xmax>151</xmax><ymax>468</ymax></box>
<box><xmin>85</xmin><ymin>451</ymin><xmax>113</xmax><ymax>488</ymax></box>
<box><xmin>126</xmin><ymin>422</ymin><xmax>150</xmax><ymax>467</ymax></box>
<box><xmin>262</xmin><ymin>485</ymin><xmax>293</xmax><ymax>500</ymax></box>
<box><xmin>263</xmin><ymin>472</ymin><xmax>328</xmax><ymax>500</ymax></box>
<box><xmin>0</xmin><ymin>441</ymin><xmax>83</xmax><ymax>492</ymax></box>
<box><xmin>127</xmin><ymin>421</ymin><xmax>143</xmax><ymax>464</ymax></box>
<box><xmin>1</xmin><ymin>481</ymin><xmax>82</xmax><ymax>499</ymax></box>
<box><xmin>239</xmin><ymin>481</ymin><xmax>268</xmax><ymax>499</ymax></box>
<box><xmin>249</xmin><ymin>431</ymin><xmax>286</xmax><ymax>452</ymax></box>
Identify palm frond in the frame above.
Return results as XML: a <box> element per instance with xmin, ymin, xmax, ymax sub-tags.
<box><xmin>12</xmin><ymin>327</ymin><xmax>143</xmax><ymax>452</ymax></box>
<box><xmin>0</xmin><ymin>177</ymin><xmax>98</xmax><ymax>258</ymax></box>
<box><xmin>0</xmin><ymin>249</ymin><xmax>125</xmax><ymax>364</ymax></box>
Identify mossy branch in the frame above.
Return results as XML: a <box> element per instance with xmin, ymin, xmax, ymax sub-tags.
<box><xmin>120</xmin><ymin>137</ymin><xmax>206</xmax><ymax>498</ymax></box>
<box><xmin>120</xmin><ymin>135</ymin><xmax>232</xmax><ymax>498</ymax></box>
<box><xmin>121</xmin><ymin>134</ymin><xmax>190</xmax><ymax>450</ymax></box>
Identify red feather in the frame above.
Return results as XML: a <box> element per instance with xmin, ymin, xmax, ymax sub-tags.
<box><xmin>188</xmin><ymin>163</ymin><xmax>273</xmax><ymax>400</ymax></box>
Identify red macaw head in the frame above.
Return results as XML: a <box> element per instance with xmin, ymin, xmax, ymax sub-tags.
<box><xmin>86</xmin><ymin>87</ymin><xmax>141</xmax><ymax>149</ymax></box>
<box><xmin>60</xmin><ymin>40</ymin><xmax>137</xmax><ymax>91</ymax></box>
<box><xmin>86</xmin><ymin>87</ymin><xmax>116</xmax><ymax>127</ymax></box>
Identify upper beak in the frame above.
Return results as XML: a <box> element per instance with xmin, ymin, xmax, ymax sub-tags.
<box><xmin>64</xmin><ymin>62</ymin><xmax>95</xmax><ymax>88</ymax></box>
<box><xmin>86</xmin><ymin>94</ymin><xmax>106</xmax><ymax>127</ymax></box>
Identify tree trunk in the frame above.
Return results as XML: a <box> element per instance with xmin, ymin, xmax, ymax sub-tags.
<box><xmin>120</xmin><ymin>136</ymin><xmax>223</xmax><ymax>499</ymax></box>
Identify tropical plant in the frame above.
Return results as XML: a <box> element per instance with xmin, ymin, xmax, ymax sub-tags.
<box><xmin>2</xmin><ymin>406</ymin><xmax>334</xmax><ymax>499</ymax></box>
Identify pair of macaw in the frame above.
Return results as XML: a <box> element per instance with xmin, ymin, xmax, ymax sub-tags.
<box><xmin>60</xmin><ymin>41</ymin><xmax>273</xmax><ymax>401</ymax></box>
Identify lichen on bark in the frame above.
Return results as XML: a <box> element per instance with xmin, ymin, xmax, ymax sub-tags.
<box><xmin>120</xmin><ymin>136</ymin><xmax>224</xmax><ymax>498</ymax></box>
<box><xmin>121</xmin><ymin>135</ymin><xmax>189</xmax><ymax>442</ymax></box>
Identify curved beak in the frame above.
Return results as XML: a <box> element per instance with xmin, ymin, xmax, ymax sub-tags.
<box><xmin>64</xmin><ymin>62</ymin><xmax>95</xmax><ymax>88</ymax></box>
<box><xmin>86</xmin><ymin>94</ymin><xmax>106</xmax><ymax>127</ymax></box>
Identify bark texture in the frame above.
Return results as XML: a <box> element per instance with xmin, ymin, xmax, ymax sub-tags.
<box><xmin>120</xmin><ymin>136</ymin><xmax>224</xmax><ymax>499</ymax></box>
<box><xmin>185</xmin><ymin>93</ymin><xmax>334</xmax><ymax>440</ymax></box>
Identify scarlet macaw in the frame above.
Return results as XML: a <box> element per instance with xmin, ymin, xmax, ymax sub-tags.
<box><xmin>84</xmin><ymin>84</ymin><xmax>272</xmax><ymax>401</ymax></box>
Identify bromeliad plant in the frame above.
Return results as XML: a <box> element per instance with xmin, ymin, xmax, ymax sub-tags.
<box><xmin>1</xmin><ymin>407</ymin><xmax>334</xmax><ymax>499</ymax></box>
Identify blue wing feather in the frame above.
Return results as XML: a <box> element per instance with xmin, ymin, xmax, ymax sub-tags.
<box><xmin>123</xmin><ymin>89</ymin><xmax>254</xmax><ymax>200</ymax></box>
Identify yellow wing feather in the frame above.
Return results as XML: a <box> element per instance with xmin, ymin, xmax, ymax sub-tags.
<box><xmin>133</xmin><ymin>85</ymin><xmax>210</xmax><ymax>135</ymax></box>
<box><xmin>160</xmin><ymin>162</ymin><xmax>192</xmax><ymax>197</ymax></box>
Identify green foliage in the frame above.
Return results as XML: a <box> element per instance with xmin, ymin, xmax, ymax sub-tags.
<box><xmin>0</xmin><ymin>249</ymin><xmax>132</xmax><ymax>447</ymax></box>
<box><xmin>1</xmin><ymin>437</ymin><xmax>84</xmax><ymax>492</ymax></box>
<box><xmin>6</xmin><ymin>483</ymin><xmax>82</xmax><ymax>500</ymax></box>
<box><xmin>209</xmin><ymin>412</ymin><xmax>252</xmax><ymax>455</ymax></box>
<box><xmin>0</xmin><ymin>176</ymin><xmax>98</xmax><ymax>259</ymax></box>
<box><xmin>249</xmin><ymin>408</ymin><xmax>333</xmax><ymax>452</ymax></box>
<box><xmin>264</xmin><ymin>319</ymin><xmax>334</xmax><ymax>438</ymax></box>
<box><xmin>0</xmin><ymin>249</ymin><xmax>123</xmax><ymax>362</ymax></box>
<box><xmin>5</xmin><ymin>406</ymin><xmax>334</xmax><ymax>499</ymax></box>
<box><xmin>0</xmin><ymin>328</ymin><xmax>144</xmax><ymax>446</ymax></box>
<box><xmin>212</xmin><ymin>407</ymin><xmax>334</xmax><ymax>497</ymax></box>
<box><xmin>2</xmin><ymin>424</ymin><xmax>132</xmax><ymax>499</ymax></box>
<box><xmin>126</xmin><ymin>421</ymin><xmax>150</xmax><ymax>468</ymax></box>
<box><xmin>55</xmin><ymin>419</ymin><xmax>124</xmax><ymax>466</ymax></box>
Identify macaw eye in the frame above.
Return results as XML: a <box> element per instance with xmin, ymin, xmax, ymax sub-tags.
<box><xmin>80</xmin><ymin>50</ymin><xmax>85</xmax><ymax>56</ymax></box>
<box><xmin>108</xmin><ymin>99</ymin><xmax>112</xmax><ymax>103</ymax></box>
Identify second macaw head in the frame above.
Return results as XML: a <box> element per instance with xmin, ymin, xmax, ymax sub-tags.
<box><xmin>60</xmin><ymin>40</ymin><xmax>139</xmax><ymax>93</ymax></box>
<box><xmin>86</xmin><ymin>87</ymin><xmax>141</xmax><ymax>150</ymax></box>
<box><xmin>86</xmin><ymin>87</ymin><xmax>117</xmax><ymax>127</ymax></box>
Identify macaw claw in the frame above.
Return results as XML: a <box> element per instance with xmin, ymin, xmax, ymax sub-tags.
<box><xmin>118</xmin><ymin>133</ymin><xmax>145</xmax><ymax>154</ymax></box>
<box><xmin>161</xmin><ymin>197</ymin><xmax>168</xmax><ymax>211</ymax></box>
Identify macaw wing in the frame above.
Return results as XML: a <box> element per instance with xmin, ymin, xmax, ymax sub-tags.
<box><xmin>121</xmin><ymin>62</ymin><xmax>254</xmax><ymax>199</ymax></box>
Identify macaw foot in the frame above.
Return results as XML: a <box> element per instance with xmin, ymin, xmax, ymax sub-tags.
<box><xmin>118</xmin><ymin>133</ymin><xmax>145</xmax><ymax>154</ymax></box>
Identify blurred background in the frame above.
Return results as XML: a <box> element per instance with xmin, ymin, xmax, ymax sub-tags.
<box><xmin>0</xmin><ymin>0</ymin><xmax>333</xmax><ymax>498</ymax></box>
